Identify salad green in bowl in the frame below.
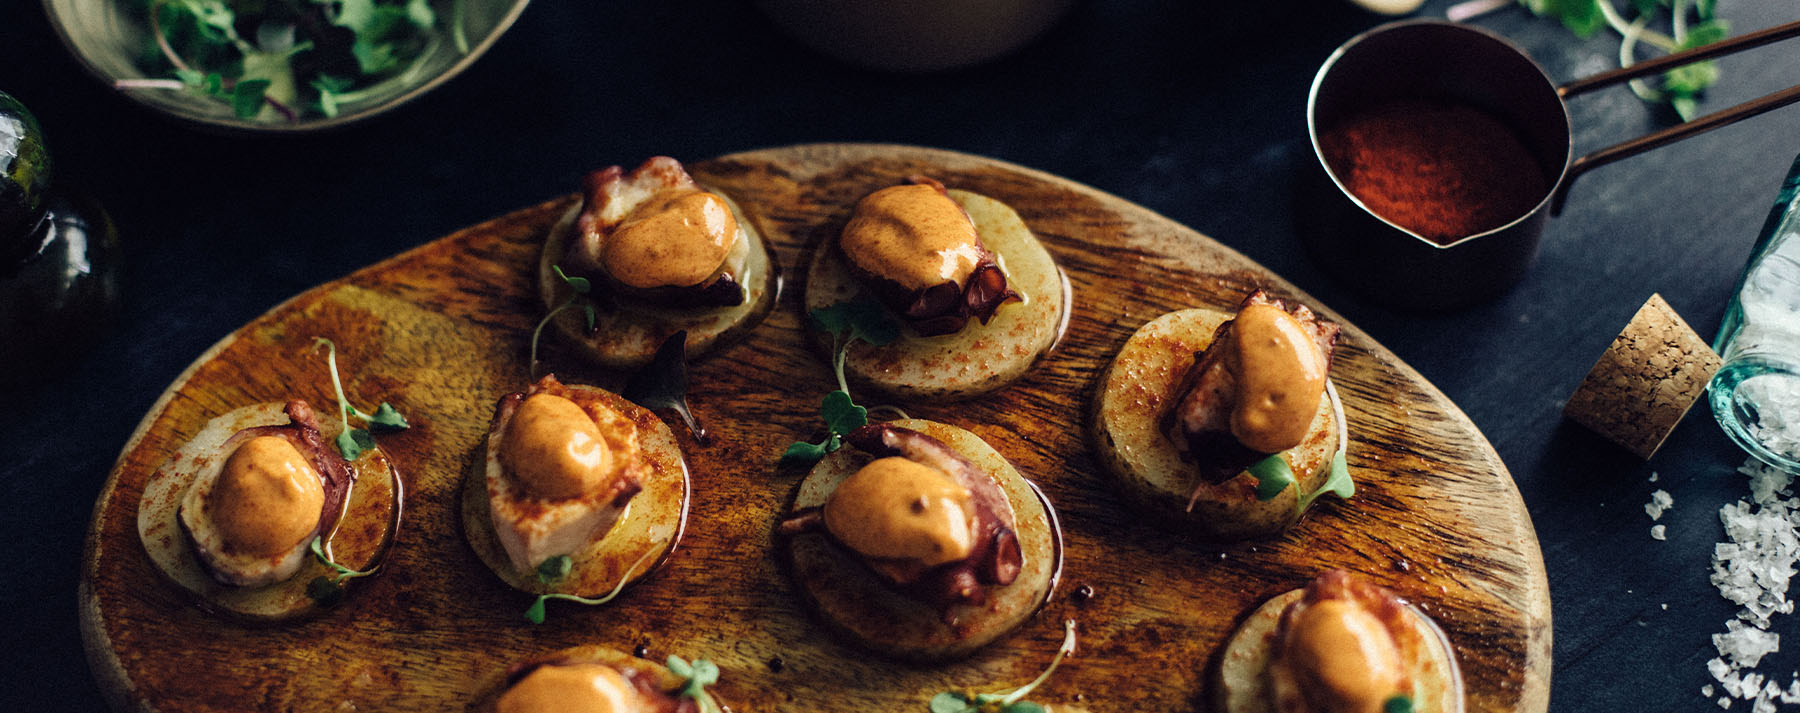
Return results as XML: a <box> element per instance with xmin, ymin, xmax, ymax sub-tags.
<box><xmin>45</xmin><ymin>0</ymin><xmax>530</xmax><ymax>132</ymax></box>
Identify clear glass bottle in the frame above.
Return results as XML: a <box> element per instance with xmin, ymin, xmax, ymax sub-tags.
<box><xmin>1711</xmin><ymin>152</ymin><xmax>1800</xmax><ymax>473</ymax></box>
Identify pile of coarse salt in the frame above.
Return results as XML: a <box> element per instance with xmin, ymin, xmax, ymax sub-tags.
<box><xmin>1706</xmin><ymin>378</ymin><xmax>1800</xmax><ymax>710</ymax></box>
<box><xmin>1649</xmin><ymin>487</ymin><xmax>1673</xmax><ymax>540</ymax></box>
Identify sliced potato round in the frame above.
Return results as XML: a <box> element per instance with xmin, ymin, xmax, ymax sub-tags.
<box><xmin>784</xmin><ymin>418</ymin><xmax>1062</xmax><ymax>662</ymax></box>
<box><xmin>1213</xmin><ymin>586</ymin><xmax>1464</xmax><ymax>713</ymax></box>
<box><xmin>466</xmin><ymin>644</ymin><xmax>726</xmax><ymax>712</ymax></box>
<box><xmin>804</xmin><ymin>189</ymin><xmax>1068</xmax><ymax>402</ymax></box>
<box><xmin>136</xmin><ymin>402</ymin><xmax>401</xmax><ymax>621</ymax></box>
<box><xmin>539</xmin><ymin>187</ymin><xmax>777</xmax><ymax>369</ymax></box>
<box><xmin>462</xmin><ymin>384</ymin><xmax>688</xmax><ymax>598</ymax></box>
<box><xmin>1089</xmin><ymin>308</ymin><xmax>1343</xmax><ymax>541</ymax></box>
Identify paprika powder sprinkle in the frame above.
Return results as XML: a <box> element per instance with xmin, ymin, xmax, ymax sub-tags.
<box><xmin>1319</xmin><ymin>99</ymin><xmax>1548</xmax><ymax>245</ymax></box>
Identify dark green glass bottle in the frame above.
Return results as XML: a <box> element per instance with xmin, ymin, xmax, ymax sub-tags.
<box><xmin>0</xmin><ymin>91</ymin><xmax>121</xmax><ymax>380</ymax></box>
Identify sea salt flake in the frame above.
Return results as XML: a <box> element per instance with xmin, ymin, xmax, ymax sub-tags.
<box><xmin>1648</xmin><ymin>489</ymin><xmax>1675</xmax><ymax>520</ymax></box>
<box><xmin>1705</xmin><ymin>684</ymin><xmax>1716</xmax><ymax>697</ymax></box>
<box><xmin>1651</xmin><ymin>471</ymin><xmax>1660</xmax><ymax>482</ymax></box>
<box><xmin>1653</xmin><ymin>524</ymin><xmax>1668</xmax><ymax>540</ymax></box>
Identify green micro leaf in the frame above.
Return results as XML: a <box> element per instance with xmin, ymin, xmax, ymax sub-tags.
<box><xmin>666</xmin><ymin>655</ymin><xmax>693</xmax><ymax>678</ymax></box>
<box><xmin>930</xmin><ymin>620</ymin><xmax>1077</xmax><ymax>712</ymax></box>
<box><xmin>335</xmin><ymin>429</ymin><xmax>371</xmax><ymax>461</ymax></box>
<box><xmin>231</xmin><ymin>78</ymin><xmax>271</xmax><ymax>119</ymax></box>
<box><xmin>536</xmin><ymin>555</ymin><xmax>573</xmax><ymax>586</ymax></box>
<box><xmin>523</xmin><ymin>548</ymin><xmax>655</xmax><ymax>624</ymax></box>
<box><xmin>810</xmin><ymin>295</ymin><xmax>900</xmax><ymax>348</ymax></box>
<box><xmin>305</xmin><ymin>575</ymin><xmax>345</xmax><ymax>607</ymax></box>
<box><xmin>367</xmin><ymin>402</ymin><xmax>410</xmax><ymax>431</ymax></box>
<box><xmin>1384</xmin><ymin>695</ymin><xmax>1416</xmax><ymax>713</ymax></box>
<box><xmin>404</xmin><ymin>0</ymin><xmax>435</xmax><ymax>28</ymax></box>
<box><xmin>820</xmin><ymin>390</ymin><xmax>868</xmax><ymax>435</ymax></box>
<box><xmin>1248</xmin><ymin>453</ymin><xmax>1295</xmax><ymax>502</ymax></box>
<box><xmin>929</xmin><ymin>692</ymin><xmax>976</xmax><ymax>713</ymax></box>
<box><xmin>623</xmin><ymin>331</ymin><xmax>705</xmax><ymax>441</ymax></box>
<box><xmin>781</xmin><ymin>438</ymin><xmax>831</xmax><ymax>466</ymax></box>
<box><xmin>553</xmin><ymin>264</ymin><xmax>592</xmax><ymax>294</ymax></box>
<box><xmin>1299</xmin><ymin>450</ymin><xmax>1355</xmax><ymax>512</ymax></box>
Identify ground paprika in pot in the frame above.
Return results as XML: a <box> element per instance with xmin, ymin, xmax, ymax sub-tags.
<box><xmin>1318</xmin><ymin>99</ymin><xmax>1549</xmax><ymax>245</ymax></box>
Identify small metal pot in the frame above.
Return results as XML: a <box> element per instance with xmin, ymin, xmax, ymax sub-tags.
<box><xmin>1300</xmin><ymin>19</ymin><xmax>1800</xmax><ymax>311</ymax></box>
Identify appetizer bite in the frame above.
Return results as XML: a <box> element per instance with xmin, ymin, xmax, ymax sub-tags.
<box><xmin>778</xmin><ymin>419</ymin><xmax>1061</xmax><ymax>661</ymax></box>
<box><xmin>1214</xmin><ymin>570</ymin><xmax>1463</xmax><ymax>713</ymax></box>
<box><xmin>1090</xmin><ymin>290</ymin><xmax>1351</xmax><ymax>540</ymax></box>
<box><xmin>462</xmin><ymin>374</ymin><xmax>688</xmax><ymax>622</ymax></box>
<box><xmin>804</xmin><ymin>175</ymin><xmax>1068</xmax><ymax>401</ymax></box>
<box><xmin>540</xmin><ymin>156</ymin><xmax>777</xmax><ymax>369</ymax></box>
<box><xmin>136</xmin><ymin>342</ymin><xmax>404</xmax><ymax>620</ymax></box>
<box><xmin>467</xmin><ymin>645</ymin><xmax>725</xmax><ymax>713</ymax></box>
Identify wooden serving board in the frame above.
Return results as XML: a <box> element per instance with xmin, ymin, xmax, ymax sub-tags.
<box><xmin>80</xmin><ymin>144</ymin><xmax>1550</xmax><ymax>712</ymax></box>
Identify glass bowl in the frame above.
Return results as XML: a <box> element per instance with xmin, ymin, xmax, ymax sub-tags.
<box><xmin>43</xmin><ymin>0</ymin><xmax>530</xmax><ymax>133</ymax></box>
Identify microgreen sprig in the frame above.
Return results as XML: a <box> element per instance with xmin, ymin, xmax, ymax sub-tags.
<box><xmin>1384</xmin><ymin>694</ymin><xmax>1416</xmax><ymax>713</ymax></box>
<box><xmin>313</xmin><ymin>337</ymin><xmax>411</xmax><ymax>461</ymax></box>
<box><xmin>781</xmin><ymin>297</ymin><xmax>905</xmax><ymax>466</ymax></box>
<box><xmin>929</xmin><ymin>620</ymin><xmax>1078</xmax><ymax>713</ymax></box>
<box><xmin>530</xmin><ymin>264</ymin><xmax>597</xmax><ymax>376</ymax></box>
<box><xmin>304</xmin><ymin>535</ymin><xmax>378</xmax><ymax>606</ymax></box>
<box><xmin>523</xmin><ymin>547</ymin><xmax>657</xmax><ymax>624</ymax></box>
<box><xmin>666</xmin><ymin>655</ymin><xmax>724</xmax><ymax>713</ymax></box>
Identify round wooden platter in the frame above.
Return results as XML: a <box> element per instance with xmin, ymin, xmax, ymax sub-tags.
<box><xmin>80</xmin><ymin>144</ymin><xmax>1550</xmax><ymax>713</ymax></box>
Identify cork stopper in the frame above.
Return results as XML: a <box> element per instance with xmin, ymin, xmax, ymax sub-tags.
<box><xmin>1563</xmin><ymin>294</ymin><xmax>1722</xmax><ymax>459</ymax></box>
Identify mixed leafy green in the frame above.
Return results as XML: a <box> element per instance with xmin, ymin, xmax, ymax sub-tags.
<box><xmin>118</xmin><ymin>0</ymin><xmax>471</xmax><ymax>121</ymax></box>
<box><xmin>1520</xmin><ymin>0</ymin><xmax>1727</xmax><ymax>119</ymax></box>
<box><xmin>780</xmin><ymin>296</ymin><xmax>906</xmax><ymax>466</ymax></box>
<box><xmin>929</xmin><ymin>620</ymin><xmax>1078</xmax><ymax>713</ymax></box>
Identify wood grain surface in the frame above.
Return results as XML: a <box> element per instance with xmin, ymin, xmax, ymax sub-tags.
<box><xmin>79</xmin><ymin>144</ymin><xmax>1550</xmax><ymax>713</ymax></box>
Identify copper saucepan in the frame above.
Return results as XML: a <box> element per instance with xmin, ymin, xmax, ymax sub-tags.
<box><xmin>1300</xmin><ymin>19</ymin><xmax>1800</xmax><ymax>310</ymax></box>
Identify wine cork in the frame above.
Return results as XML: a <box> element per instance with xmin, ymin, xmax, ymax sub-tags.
<box><xmin>1563</xmin><ymin>294</ymin><xmax>1722</xmax><ymax>459</ymax></box>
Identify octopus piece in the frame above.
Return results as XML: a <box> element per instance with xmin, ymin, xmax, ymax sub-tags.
<box><xmin>563</xmin><ymin>156</ymin><xmax>747</xmax><ymax>308</ymax></box>
<box><xmin>1267</xmin><ymin>571</ymin><xmax>1416</xmax><ymax>713</ymax></box>
<box><xmin>486</xmin><ymin>374</ymin><xmax>647</xmax><ymax>575</ymax></box>
<box><xmin>176</xmin><ymin>400</ymin><xmax>354</xmax><ymax>588</ymax></box>
<box><xmin>1162</xmin><ymin>290</ymin><xmax>1340</xmax><ymax>485</ymax></box>
<box><xmin>494</xmin><ymin>659</ymin><xmax>694</xmax><ymax>713</ymax></box>
<box><xmin>838</xmin><ymin>176</ymin><xmax>1020</xmax><ymax>336</ymax></box>
<box><xmin>779</xmin><ymin>423</ymin><xmax>1023</xmax><ymax>621</ymax></box>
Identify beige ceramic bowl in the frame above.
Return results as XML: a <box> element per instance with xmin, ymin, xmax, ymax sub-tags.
<box><xmin>755</xmin><ymin>0</ymin><xmax>1077</xmax><ymax>73</ymax></box>
<box><xmin>43</xmin><ymin>0</ymin><xmax>530</xmax><ymax>133</ymax></box>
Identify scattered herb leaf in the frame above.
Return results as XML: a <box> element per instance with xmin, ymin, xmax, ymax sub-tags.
<box><xmin>781</xmin><ymin>439</ymin><xmax>831</xmax><ymax>464</ymax></box>
<box><xmin>524</xmin><ymin>548</ymin><xmax>656</xmax><ymax>624</ymax></box>
<box><xmin>624</xmin><ymin>331</ymin><xmax>706</xmax><ymax>442</ymax></box>
<box><xmin>1247</xmin><ymin>453</ymin><xmax>1295</xmax><ymax>502</ymax></box>
<box><xmin>536</xmin><ymin>554</ymin><xmax>573</xmax><ymax>585</ymax></box>
<box><xmin>929</xmin><ymin>620</ymin><xmax>1078</xmax><ymax>713</ymax></box>
<box><xmin>667</xmin><ymin>655</ymin><xmax>724</xmax><ymax>713</ymax></box>
<box><xmin>1299</xmin><ymin>450</ymin><xmax>1355</xmax><ymax>512</ymax></box>
<box><xmin>1385</xmin><ymin>694</ymin><xmax>1416</xmax><ymax>713</ymax></box>
<box><xmin>529</xmin><ymin>264</ymin><xmax>596</xmax><ymax>376</ymax></box>
<box><xmin>303</xmin><ymin>535</ymin><xmax>379</xmax><ymax>606</ymax></box>
<box><xmin>313</xmin><ymin>337</ymin><xmax>410</xmax><ymax>460</ymax></box>
<box><xmin>820</xmin><ymin>390</ymin><xmax>868</xmax><ymax>435</ymax></box>
<box><xmin>782</xmin><ymin>298</ymin><xmax>901</xmax><ymax>466</ymax></box>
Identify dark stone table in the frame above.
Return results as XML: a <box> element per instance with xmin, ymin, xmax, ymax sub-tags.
<box><xmin>5</xmin><ymin>0</ymin><xmax>1797</xmax><ymax>709</ymax></box>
